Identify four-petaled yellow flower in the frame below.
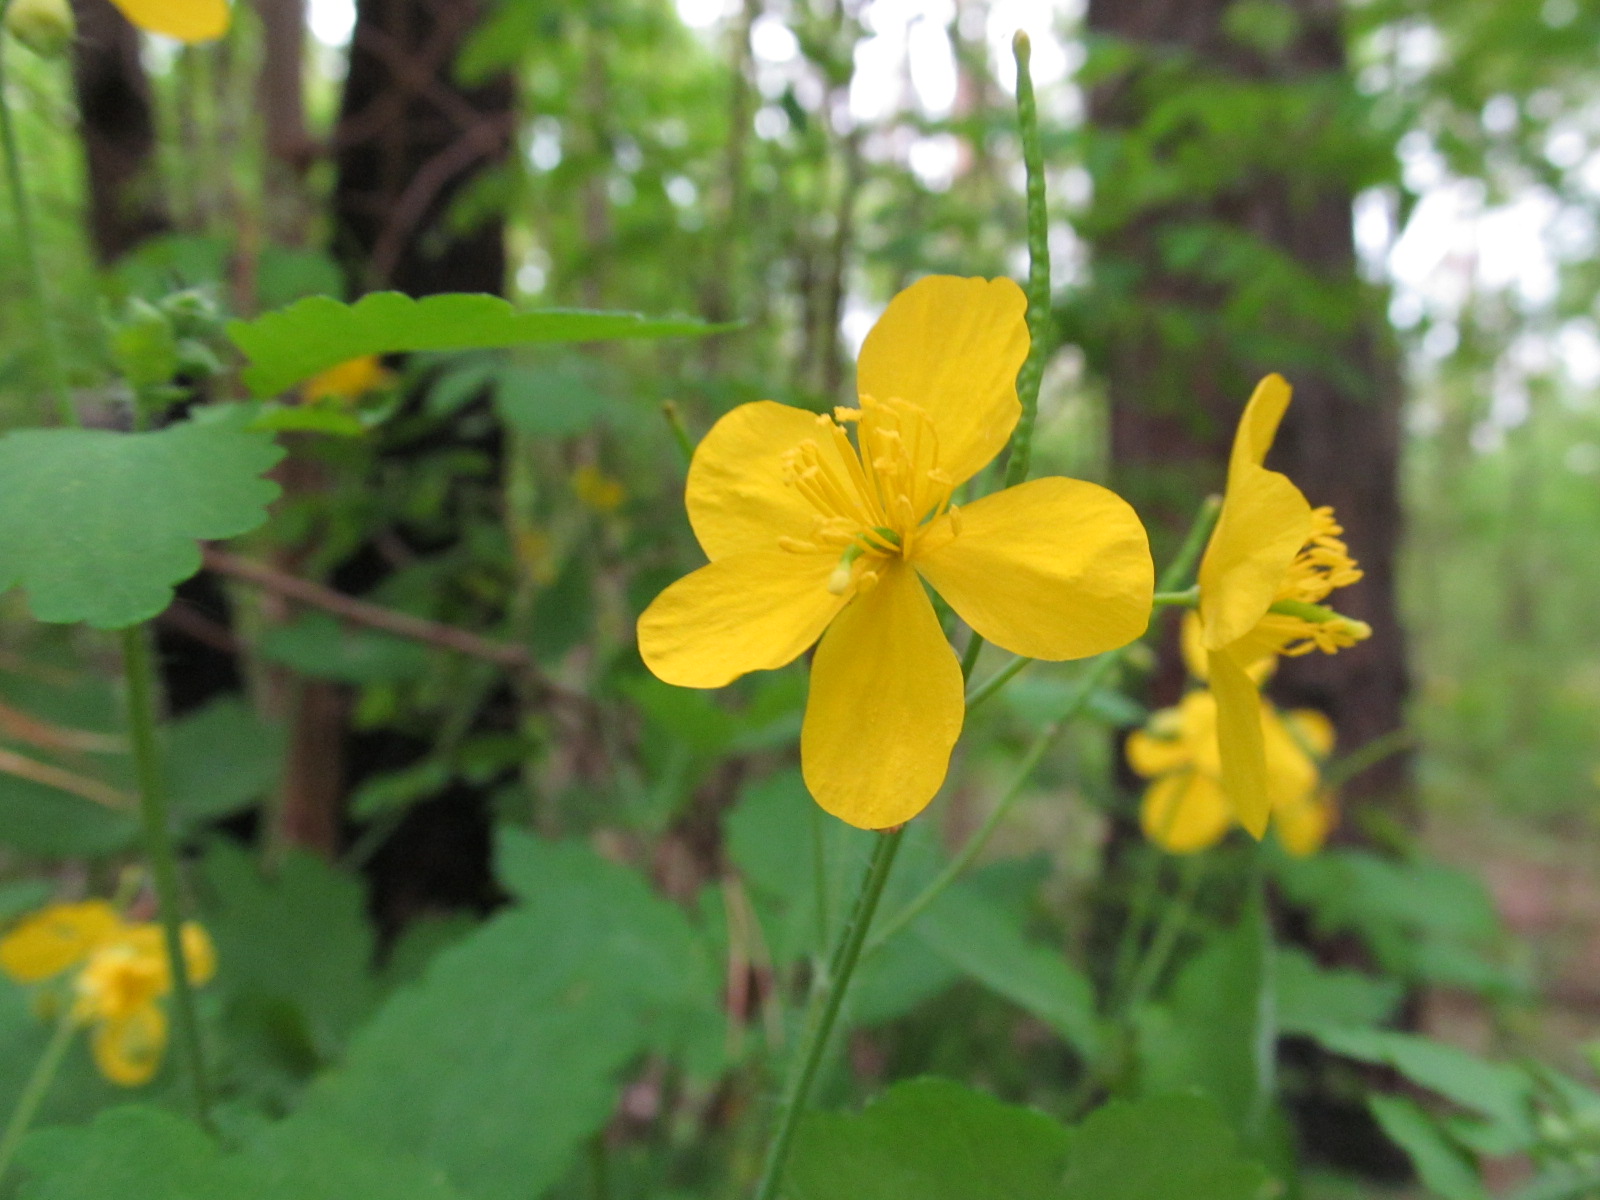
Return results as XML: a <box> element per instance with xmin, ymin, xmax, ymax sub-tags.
<box><xmin>1128</xmin><ymin>689</ymin><xmax>1336</xmax><ymax>856</ymax></box>
<box><xmin>108</xmin><ymin>0</ymin><xmax>229</xmax><ymax>42</ymax></box>
<box><xmin>0</xmin><ymin>900</ymin><xmax>216</xmax><ymax>1086</ymax></box>
<box><xmin>1194</xmin><ymin>374</ymin><xmax>1369</xmax><ymax>836</ymax></box>
<box><xmin>638</xmin><ymin>276</ymin><xmax>1154</xmax><ymax>829</ymax></box>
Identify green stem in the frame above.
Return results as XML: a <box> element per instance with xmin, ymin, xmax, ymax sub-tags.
<box><xmin>1118</xmin><ymin>855</ymin><xmax>1204</xmax><ymax>1017</ymax></box>
<box><xmin>753</xmin><ymin>827</ymin><xmax>905</xmax><ymax>1200</ymax></box>
<box><xmin>1160</xmin><ymin>495</ymin><xmax>1223</xmax><ymax>595</ymax></box>
<box><xmin>0</xmin><ymin>1009</ymin><xmax>76</xmax><ymax>1189</ymax></box>
<box><xmin>119</xmin><ymin>625</ymin><xmax>212</xmax><ymax>1131</ymax></box>
<box><xmin>808</xmin><ymin>803</ymin><xmax>830</xmax><ymax>953</ymax></box>
<box><xmin>962</xmin><ymin>33</ymin><xmax>1052</xmax><ymax>677</ymax></box>
<box><xmin>661</xmin><ymin>400</ymin><xmax>695</xmax><ymax>465</ymax></box>
<box><xmin>1004</xmin><ymin>30</ymin><xmax>1050</xmax><ymax>491</ymax></box>
<box><xmin>958</xmin><ymin>630</ymin><xmax>985</xmax><ymax>683</ymax></box>
<box><xmin>1152</xmin><ymin>587</ymin><xmax>1199</xmax><ymax>608</ymax></box>
<box><xmin>965</xmin><ymin>653</ymin><xmax>1035</xmax><ymax>714</ymax></box>
<box><xmin>0</xmin><ymin>5</ymin><xmax>76</xmax><ymax>426</ymax></box>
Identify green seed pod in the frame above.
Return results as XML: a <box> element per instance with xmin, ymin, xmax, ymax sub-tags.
<box><xmin>5</xmin><ymin>0</ymin><xmax>76</xmax><ymax>57</ymax></box>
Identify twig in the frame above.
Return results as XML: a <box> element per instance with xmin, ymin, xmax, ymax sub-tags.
<box><xmin>202</xmin><ymin>546</ymin><xmax>573</xmax><ymax>696</ymax></box>
<box><xmin>0</xmin><ymin>747</ymin><xmax>132</xmax><ymax>809</ymax></box>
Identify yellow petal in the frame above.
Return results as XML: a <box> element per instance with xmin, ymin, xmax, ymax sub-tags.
<box><xmin>638</xmin><ymin>551</ymin><xmax>846</xmax><ymax>688</ymax></box>
<box><xmin>1284</xmin><ymin>708</ymin><xmax>1336</xmax><ymax>759</ymax></box>
<box><xmin>686</xmin><ymin>401</ymin><xmax>852</xmax><ymax>560</ymax></box>
<box><xmin>1227</xmin><ymin>374</ymin><xmax>1292</xmax><ymax>477</ymax></box>
<box><xmin>1126</xmin><ymin>726</ymin><xmax>1190</xmax><ymax>779</ymax></box>
<box><xmin>801</xmin><ymin>562</ymin><xmax>963</xmax><ymax>829</ymax></box>
<box><xmin>855</xmin><ymin>276</ymin><xmax>1027</xmax><ymax>486</ymax></box>
<box><xmin>0</xmin><ymin>901</ymin><xmax>122</xmax><ymax>984</ymax></box>
<box><xmin>1181</xmin><ymin>611</ymin><xmax>1278</xmax><ymax>683</ymax></box>
<box><xmin>92</xmin><ymin>1004</ymin><xmax>167</xmax><ymax>1086</ymax></box>
<box><xmin>1262</xmin><ymin>703</ymin><xmax>1319</xmax><ymax>809</ymax></box>
<box><xmin>1197</xmin><ymin>464</ymin><xmax>1312</xmax><ymax>650</ymax></box>
<box><xmin>1141</xmin><ymin>772</ymin><xmax>1233</xmax><ymax>854</ymax></box>
<box><xmin>108</xmin><ymin>0</ymin><xmax>228</xmax><ymax>41</ymax></box>
<box><xmin>913</xmin><ymin>477</ymin><xmax>1153</xmax><ymax>660</ymax></box>
<box><xmin>1274</xmin><ymin>792</ymin><xmax>1336</xmax><ymax>857</ymax></box>
<box><xmin>1209</xmin><ymin>648</ymin><xmax>1271</xmax><ymax>837</ymax></box>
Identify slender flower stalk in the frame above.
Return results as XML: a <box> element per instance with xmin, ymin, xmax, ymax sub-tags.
<box><xmin>961</xmin><ymin>31</ymin><xmax>1050</xmax><ymax>684</ymax></box>
<box><xmin>0</xmin><ymin>0</ymin><xmax>75</xmax><ymax>426</ymax></box>
<box><xmin>0</xmin><ymin>1009</ymin><xmax>75</xmax><ymax>1188</ymax></box>
<box><xmin>119</xmin><ymin>626</ymin><xmax>212</xmax><ymax>1130</ymax></box>
<box><xmin>753</xmin><ymin>827</ymin><xmax>905</xmax><ymax>1200</ymax></box>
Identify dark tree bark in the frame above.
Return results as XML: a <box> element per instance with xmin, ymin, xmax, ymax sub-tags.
<box><xmin>254</xmin><ymin>0</ymin><xmax>315</xmax><ymax>245</ymax></box>
<box><xmin>331</xmin><ymin>0</ymin><xmax>515</xmax><ymax>296</ymax></box>
<box><xmin>1085</xmin><ymin>0</ymin><xmax>1410</xmax><ymax>817</ymax></box>
<box><xmin>69</xmin><ymin>0</ymin><xmax>167</xmax><ymax>262</ymax></box>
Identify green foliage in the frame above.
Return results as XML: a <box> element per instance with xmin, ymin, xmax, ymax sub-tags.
<box><xmin>911</xmin><ymin>881</ymin><xmax>1101</xmax><ymax>1060</ymax></box>
<box><xmin>789</xmin><ymin>1078</ymin><xmax>1072</xmax><ymax>1200</ymax></box>
<box><xmin>0</xmin><ymin>406</ymin><xmax>282</xmax><ymax>629</ymax></box>
<box><xmin>200</xmin><ymin>843</ymin><xmax>379</xmax><ymax>1069</ymax></box>
<box><xmin>14</xmin><ymin>1105</ymin><xmax>466</xmax><ymax>1200</ymax></box>
<box><xmin>790</xmin><ymin>1080</ymin><xmax>1269</xmax><ymax>1200</ymax></box>
<box><xmin>229</xmin><ymin>292</ymin><xmax>733</xmax><ymax>396</ymax></box>
<box><xmin>271</xmin><ymin>832</ymin><xmax>721</xmax><ymax>1200</ymax></box>
<box><xmin>167</xmin><ymin>698</ymin><xmax>284</xmax><ymax>827</ymax></box>
<box><xmin>1135</xmin><ymin>891</ymin><xmax>1273</xmax><ymax>1139</ymax></box>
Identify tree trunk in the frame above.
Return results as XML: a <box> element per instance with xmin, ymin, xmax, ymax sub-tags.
<box><xmin>1085</xmin><ymin>0</ymin><xmax>1410</xmax><ymax>817</ymax></box>
<box><xmin>331</xmin><ymin>0</ymin><xmax>514</xmax><ymax>295</ymax></box>
<box><xmin>69</xmin><ymin>0</ymin><xmax>166</xmax><ymax>262</ymax></box>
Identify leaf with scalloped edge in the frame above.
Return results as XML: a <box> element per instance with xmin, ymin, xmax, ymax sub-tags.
<box><xmin>229</xmin><ymin>292</ymin><xmax>733</xmax><ymax>396</ymax></box>
<box><xmin>0</xmin><ymin>407</ymin><xmax>282</xmax><ymax>629</ymax></box>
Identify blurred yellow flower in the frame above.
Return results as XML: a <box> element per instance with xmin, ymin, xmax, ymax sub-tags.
<box><xmin>1</xmin><ymin>902</ymin><xmax>215</xmax><ymax>1086</ymax></box>
<box><xmin>638</xmin><ymin>275</ymin><xmax>1154</xmax><ymax>829</ymax></box>
<box><xmin>1193</xmin><ymin>375</ymin><xmax>1368</xmax><ymax>836</ymax></box>
<box><xmin>300</xmin><ymin>355</ymin><xmax>393</xmax><ymax>405</ymax></box>
<box><xmin>1128</xmin><ymin>689</ymin><xmax>1336</xmax><ymax>856</ymax></box>
<box><xmin>573</xmin><ymin>464</ymin><xmax>626</xmax><ymax>513</ymax></box>
<box><xmin>108</xmin><ymin>0</ymin><xmax>229</xmax><ymax>42</ymax></box>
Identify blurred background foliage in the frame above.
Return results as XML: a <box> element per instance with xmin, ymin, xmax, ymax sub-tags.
<box><xmin>3</xmin><ymin>0</ymin><xmax>1600</xmax><ymax>1197</ymax></box>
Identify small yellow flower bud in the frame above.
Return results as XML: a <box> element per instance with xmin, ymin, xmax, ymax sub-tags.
<box><xmin>5</xmin><ymin>0</ymin><xmax>75</xmax><ymax>57</ymax></box>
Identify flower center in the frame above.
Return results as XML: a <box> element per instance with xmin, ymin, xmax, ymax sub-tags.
<box><xmin>778</xmin><ymin>395</ymin><xmax>957</xmax><ymax>594</ymax></box>
<box><xmin>1263</xmin><ymin>507</ymin><xmax>1371</xmax><ymax>655</ymax></box>
<box><xmin>75</xmin><ymin>945</ymin><xmax>164</xmax><ymax>1022</ymax></box>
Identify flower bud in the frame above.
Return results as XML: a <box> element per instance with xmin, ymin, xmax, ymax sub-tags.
<box><xmin>5</xmin><ymin>0</ymin><xmax>76</xmax><ymax>57</ymax></box>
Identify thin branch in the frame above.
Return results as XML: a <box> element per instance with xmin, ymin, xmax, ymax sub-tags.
<box><xmin>0</xmin><ymin>747</ymin><xmax>132</xmax><ymax>810</ymax></box>
<box><xmin>202</xmin><ymin>546</ymin><xmax>570</xmax><ymax>693</ymax></box>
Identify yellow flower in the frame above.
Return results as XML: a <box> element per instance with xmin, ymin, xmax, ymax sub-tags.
<box><xmin>0</xmin><ymin>903</ymin><xmax>215</xmax><ymax>1086</ymax></box>
<box><xmin>638</xmin><ymin>276</ymin><xmax>1154</xmax><ymax>828</ymax></box>
<box><xmin>107</xmin><ymin>0</ymin><xmax>229</xmax><ymax>42</ymax></box>
<box><xmin>301</xmin><ymin>355</ymin><xmax>394</xmax><ymax>405</ymax></box>
<box><xmin>1128</xmin><ymin>689</ymin><xmax>1336</xmax><ymax>855</ymax></box>
<box><xmin>573</xmin><ymin>464</ymin><xmax>626</xmax><ymax>513</ymax></box>
<box><xmin>1193</xmin><ymin>374</ymin><xmax>1369</xmax><ymax>836</ymax></box>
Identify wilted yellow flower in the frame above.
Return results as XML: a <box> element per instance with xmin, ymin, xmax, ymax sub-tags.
<box><xmin>1193</xmin><ymin>375</ymin><xmax>1368</xmax><ymax>836</ymax></box>
<box><xmin>638</xmin><ymin>275</ymin><xmax>1154</xmax><ymax>828</ymax></box>
<box><xmin>573</xmin><ymin>464</ymin><xmax>626</xmax><ymax>513</ymax></box>
<box><xmin>1</xmin><ymin>902</ymin><xmax>215</xmax><ymax>1086</ymax></box>
<box><xmin>301</xmin><ymin>355</ymin><xmax>393</xmax><ymax>405</ymax></box>
<box><xmin>1128</xmin><ymin>689</ymin><xmax>1336</xmax><ymax>855</ymax></box>
<box><xmin>108</xmin><ymin>0</ymin><xmax>229</xmax><ymax>42</ymax></box>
